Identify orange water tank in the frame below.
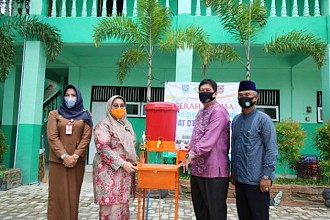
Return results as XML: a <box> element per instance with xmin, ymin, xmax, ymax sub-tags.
<box><xmin>145</xmin><ymin>102</ymin><xmax>178</xmax><ymax>142</ymax></box>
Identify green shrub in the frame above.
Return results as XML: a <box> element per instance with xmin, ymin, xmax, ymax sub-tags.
<box><xmin>313</xmin><ymin>121</ymin><xmax>330</xmax><ymax>182</ymax></box>
<box><xmin>274</xmin><ymin>177</ymin><xmax>330</xmax><ymax>186</ymax></box>
<box><xmin>0</xmin><ymin>129</ymin><xmax>8</xmax><ymax>165</ymax></box>
<box><xmin>275</xmin><ymin>119</ymin><xmax>306</xmax><ymax>175</ymax></box>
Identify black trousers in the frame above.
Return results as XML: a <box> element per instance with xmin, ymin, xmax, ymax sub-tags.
<box><xmin>235</xmin><ymin>181</ymin><xmax>270</xmax><ymax>220</ymax></box>
<box><xmin>190</xmin><ymin>175</ymin><xmax>229</xmax><ymax>220</ymax></box>
<box><xmin>97</xmin><ymin>0</ymin><xmax>123</xmax><ymax>17</ymax></box>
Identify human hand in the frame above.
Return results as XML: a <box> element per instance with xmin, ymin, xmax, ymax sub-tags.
<box><xmin>63</xmin><ymin>155</ymin><xmax>77</xmax><ymax>168</ymax></box>
<box><xmin>260</xmin><ymin>178</ymin><xmax>271</xmax><ymax>192</ymax></box>
<box><xmin>122</xmin><ymin>161</ymin><xmax>137</xmax><ymax>174</ymax></box>
<box><xmin>73</xmin><ymin>154</ymin><xmax>79</xmax><ymax>161</ymax></box>
<box><xmin>179</xmin><ymin>157</ymin><xmax>191</xmax><ymax>173</ymax></box>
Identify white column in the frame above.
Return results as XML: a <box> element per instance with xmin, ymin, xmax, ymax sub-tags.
<box><xmin>61</xmin><ymin>0</ymin><xmax>66</xmax><ymax>17</ymax></box>
<box><xmin>123</xmin><ymin>0</ymin><xmax>127</xmax><ymax>15</ymax></box>
<box><xmin>178</xmin><ymin>0</ymin><xmax>191</xmax><ymax>14</ymax></box>
<box><xmin>51</xmin><ymin>0</ymin><xmax>56</xmax><ymax>17</ymax></box>
<box><xmin>30</xmin><ymin>0</ymin><xmax>43</xmax><ymax>14</ymax></box>
<box><xmin>206</xmin><ymin>5</ymin><xmax>211</xmax><ymax>16</ymax></box>
<box><xmin>314</xmin><ymin>0</ymin><xmax>320</xmax><ymax>16</ymax></box>
<box><xmin>12</xmin><ymin>1</ymin><xmax>18</xmax><ymax>16</ymax></box>
<box><xmin>82</xmin><ymin>0</ymin><xmax>87</xmax><ymax>17</ymax></box>
<box><xmin>113</xmin><ymin>0</ymin><xmax>117</xmax><ymax>16</ymax></box>
<box><xmin>292</xmin><ymin>0</ymin><xmax>298</xmax><ymax>17</ymax></box>
<box><xmin>72</xmin><ymin>0</ymin><xmax>76</xmax><ymax>17</ymax></box>
<box><xmin>281</xmin><ymin>0</ymin><xmax>287</xmax><ymax>17</ymax></box>
<box><xmin>102</xmin><ymin>0</ymin><xmax>106</xmax><ymax>17</ymax></box>
<box><xmin>166</xmin><ymin>0</ymin><xmax>169</xmax><ymax>8</ymax></box>
<box><xmin>92</xmin><ymin>0</ymin><xmax>97</xmax><ymax>17</ymax></box>
<box><xmin>133</xmin><ymin>0</ymin><xmax>138</xmax><ymax>16</ymax></box>
<box><xmin>196</xmin><ymin>0</ymin><xmax>201</xmax><ymax>16</ymax></box>
<box><xmin>4</xmin><ymin>0</ymin><xmax>10</xmax><ymax>16</ymax></box>
<box><xmin>303</xmin><ymin>0</ymin><xmax>310</xmax><ymax>16</ymax></box>
<box><xmin>260</xmin><ymin>0</ymin><xmax>265</xmax><ymax>7</ymax></box>
<box><xmin>270</xmin><ymin>0</ymin><xmax>276</xmax><ymax>17</ymax></box>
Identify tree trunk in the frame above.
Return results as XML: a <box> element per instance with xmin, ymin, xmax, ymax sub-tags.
<box><xmin>147</xmin><ymin>54</ymin><xmax>152</xmax><ymax>103</ymax></box>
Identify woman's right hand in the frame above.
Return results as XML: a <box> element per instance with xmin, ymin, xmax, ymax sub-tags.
<box><xmin>122</xmin><ymin>161</ymin><xmax>137</xmax><ymax>174</ymax></box>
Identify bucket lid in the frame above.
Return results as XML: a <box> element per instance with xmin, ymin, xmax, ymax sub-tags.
<box><xmin>145</xmin><ymin>102</ymin><xmax>178</xmax><ymax>111</ymax></box>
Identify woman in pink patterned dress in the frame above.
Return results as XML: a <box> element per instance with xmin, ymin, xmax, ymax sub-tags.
<box><xmin>93</xmin><ymin>95</ymin><xmax>138</xmax><ymax>220</ymax></box>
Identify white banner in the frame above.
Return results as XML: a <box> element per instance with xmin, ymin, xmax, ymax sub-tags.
<box><xmin>164</xmin><ymin>82</ymin><xmax>240</xmax><ymax>146</ymax></box>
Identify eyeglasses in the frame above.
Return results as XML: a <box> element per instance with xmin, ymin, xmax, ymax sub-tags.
<box><xmin>112</xmin><ymin>103</ymin><xmax>126</xmax><ymax>109</ymax></box>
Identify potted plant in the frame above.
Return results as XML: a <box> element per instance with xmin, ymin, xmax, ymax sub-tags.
<box><xmin>313</xmin><ymin>121</ymin><xmax>330</xmax><ymax>207</ymax></box>
<box><xmin>275</xmin><ymin>119</ymin><xmax>306</xmax><ymax>176</ymax></box>
<box><xmin>0</xmin><ymin>129</ymin><xmax>22</xmax><ymax>191</ymax></box>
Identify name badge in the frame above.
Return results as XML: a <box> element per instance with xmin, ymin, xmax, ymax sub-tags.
<box><xmin>66</xmin><ymin>124</ymin><xmax>73</xmax><ymax>134</ymax></box>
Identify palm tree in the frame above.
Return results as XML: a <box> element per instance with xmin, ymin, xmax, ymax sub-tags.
<box><xmin>0</xmin><ymin>15</ymin><xmax>63</xmax><ymax>82</ymax></box>
<box><xmin>209</xmin><ymin>0</ymin><xmax>326</xmax><ymax>80</ymax></box>
<box><xmin>94</xmin><ymin>0</ymin><xmax>237</xmax><ymax>102</ymax></box>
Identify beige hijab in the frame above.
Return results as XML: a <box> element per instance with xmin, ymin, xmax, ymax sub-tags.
<box><xmin>106</xmin><ymin>95</ymin><xmax>137</xmax><ymax>164</ymax></box>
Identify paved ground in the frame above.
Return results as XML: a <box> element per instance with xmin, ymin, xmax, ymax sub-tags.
<box><xmin>1</xmin><ymin>167</ymin><xmax>330</xmax><ymax>220</ymax></box>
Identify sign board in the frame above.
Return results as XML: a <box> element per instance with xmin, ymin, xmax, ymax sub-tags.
<box><xmin>164</xmin><ymin>82</ymin><xmax>240</xmax><ymax>147</ymax></box>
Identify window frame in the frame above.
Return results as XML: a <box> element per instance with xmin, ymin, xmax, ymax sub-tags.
<box><xmin>125</xmin><ymin>102</ymin><xmax>141</xmax><ymax>117</ymax></box>
<box><xmin>317</xmin><ymin>107</ymin><xmax>323</xmax><ymax>123</ymax></box>
<box><xmin>140</xmin><ymin>102</ymin><xmax>147</xmax><ymax>118</ymax></box>
<box><xmin>256</xmin><ymin>105</ymin><xmax>279</xmax><ymax>122</ymax></box>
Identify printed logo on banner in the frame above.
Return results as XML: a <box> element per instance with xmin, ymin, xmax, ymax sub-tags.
<box><xmin>218</xmin><ymin>85</ymin><xmax>225</xmax><ymax>94</ymax></box>
<box><xmin>182</xmin><ymin>84</ymin><xmax>189</xmax><ymax>93</ymax></box>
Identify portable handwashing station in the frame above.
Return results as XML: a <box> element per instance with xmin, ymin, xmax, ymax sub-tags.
<box><xmin>136</xmin><ymin>102</ymin><xmax>187</xmax><ymax>220</ymax></box>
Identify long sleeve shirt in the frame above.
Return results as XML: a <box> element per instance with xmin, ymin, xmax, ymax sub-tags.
<box><xmin>231</xmin><ymin>109</ymin><xmax>278</xmax><ymax>185</ymax></box>
<box><xmin>188</xmin><ymin>101</ymin><xmax>230</xmax><ymax>178</ymax></box>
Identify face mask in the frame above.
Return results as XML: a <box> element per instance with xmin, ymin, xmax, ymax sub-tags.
<box><xmin>238</xmin><ymin>96</ymin><xmax>256</xmax><ymax>109</ymax></box>
<box><xmin>199</xmin><ymin>92</ymin><xmax>215</xmax><ymax>103</ymax></box>
<box><xmin>111</xmin><ymin>108</ymin><xmax>126</xmax><ymax>119</ymax></box>
<box><xmin>64</xmin><ymin>97</ymin><xmax>77</xmax><ymax>109</ymax></box>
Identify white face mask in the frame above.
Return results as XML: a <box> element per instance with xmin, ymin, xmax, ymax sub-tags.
<box><xmin>64</xmin><ymin>97</ymin><xmax>77</xmax><ymax>109</ymax></box>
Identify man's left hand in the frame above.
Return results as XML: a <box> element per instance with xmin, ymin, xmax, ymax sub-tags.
<box><xmin>260</xmin><ymin>178</ymin><xmax>271</xmax><ymax>192</ymax></box>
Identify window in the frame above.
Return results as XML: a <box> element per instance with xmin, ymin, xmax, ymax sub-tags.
<box><xmin>317</xmin><ymin>91</ymin><xmax>322</xmax><ymax>123</ymax></box>
<box><xmin>317</xmin><ymin>107</ymin><xmax>323</xmax><ymax>123</ymax></box>
<box><xmin>140</xmin><ymin>102</ymin><xmax>147</xmax><ymax>117</ymax></box>
<box><xmin>126</xmin><ymin>102</ymin><xmax>141</xmax><ymax>117</ymax></box>
<box><xmin>256</xmin><ymin>105</ymin><xmax>279</xmax><ymax>122</ymax></box>
<box><xmin>91</xmin><ymin>86</ymin><xmax>164</xmax><ymax>118</ymax></box>
<box><xmin>256</xmin><ymin>89</ymin><xmax>280</xmax><ymax>122</ymax></box>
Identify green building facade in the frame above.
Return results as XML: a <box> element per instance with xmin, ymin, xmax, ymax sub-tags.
<box><xmin>1</xmin><ymin>0</ymin><xmax>330</xmax><ymax>183</ymax></box>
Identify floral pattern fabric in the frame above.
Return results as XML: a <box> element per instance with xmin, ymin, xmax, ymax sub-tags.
<box><xmin>99</xmin><ymin>204</ymin><xmax>129</xmax><ymax>220</ymax></box>
<box><xmin>93</xmin><ymin>118</ymin><xmax>132</xmax><ymax>206</ymax></box>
